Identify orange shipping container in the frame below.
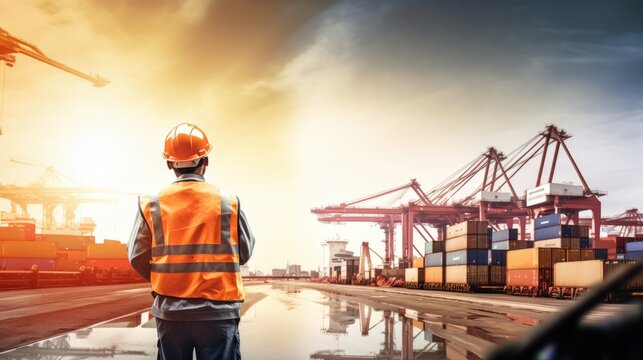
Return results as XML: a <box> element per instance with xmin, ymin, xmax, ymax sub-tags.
<box><xmin>86</xmin><ymin>242</ymin><xmax>127</xmax><ymax>259</ymax></box>
<box><xmin>57</xmin><ymin>250</ymin><xmax>87</xmax><ymax>261</ymax></box>
<box><xmin>507</xmin><ymin>248</ymin><xmax>552</xmax><ymax>270</ymax></box>
<box><xmin>412</xmin><ymin>257</ymin><xmax>424</xmax><ymax>268</ymax></box>
<box><xmin>424</xmin><ymin>267</ymin><xmax>444</xmax><ymax>284</ymax></box>
<box><xmin>1</xmin><ymin>241</ymin><xmax>56</xmax><ymax>258</ymax></box>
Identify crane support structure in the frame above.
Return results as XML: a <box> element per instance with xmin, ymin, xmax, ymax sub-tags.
<box><xmin>312</xmin><ymin>125</ymin><xmax>612</xmax><ymax>269</ymax></box>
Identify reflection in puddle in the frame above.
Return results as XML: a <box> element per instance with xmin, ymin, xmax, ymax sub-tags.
<box><xmin>0</xmin><ymin>284</ymin><xmax>489</xmax><ymax>359</ymax></box>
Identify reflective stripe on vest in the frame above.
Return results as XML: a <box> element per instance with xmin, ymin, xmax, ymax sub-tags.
<box><xmin>139</xmin><ymin>181</ymin><xmax>244</xmax><ymax>302</ymax></box>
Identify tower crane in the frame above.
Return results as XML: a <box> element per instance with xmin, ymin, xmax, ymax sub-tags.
<box><xmin>0</xmin><ymin>26</ymin><xmax>109</xmax><ymax>135</ymax></box>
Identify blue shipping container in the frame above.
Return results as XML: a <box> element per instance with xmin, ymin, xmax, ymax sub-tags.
<box><xmin>488</xmin><ymin>250</ymin><xmax>507</xmax><ymax>265</ymax></box>
<box><xmin>594</xmin><ymin>248</ymin><xmax>608</xmax><ymax>260</ymax></box>
<box><xmin>579</xmin><ymin>237</ymin><xmax>591</xmax><ymax>249</ymax></box>
<box><xmin>445</xmin><ymin>249</ymin><xmax>488</xmax><ymax>266</ymax></box>
<box><xmin>0</xmin><ymin>258</ymin><xmax>56</xmax><ymax>271</ymax></box>
<box><xmin>534</xmin><ymin>214</ymin><xmax>562</xmax><ymax>230</ymax></box>
<box><xmin>492</xmin><ymin>229</ymin><xmax>518</xmax><ymax>242</ymax></box>
<box><xmin>534</xmin><ymin>225</ymin><xmax>575</xmax><ymax>240</ymax></box>
<box><xmin>624</xmin><ymin>250</ymin><xmax>643</xmax><ymax>261</ymax></box>
<box><xmin>625</xmin><ymin>241</ymin><xmax>643</xmax><ymax>252</ymax></box>
<box><xmin>425</xmin><ymin>252</ymin><xmax>444</xmax><ymax>267</ymax></box>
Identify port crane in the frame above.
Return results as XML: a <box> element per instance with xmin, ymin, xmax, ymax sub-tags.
<box><xmin>0</xmin><ymin>159</ymin><xmax>118</xmax><ymax>232</ymax></box>
<box><xmin>0</xmin><ymin>26</ymin><xmax>108</xmax><ymax>135</ymax></box>
<box><xmin>602</xmin><ymin>208</ymin><xmax>642</xmax><ymax>238</ymax></box>
<box><xmin>313</xmin><ymin>125</ymin><xmax>606</xmax><ymax>269</ymax></box>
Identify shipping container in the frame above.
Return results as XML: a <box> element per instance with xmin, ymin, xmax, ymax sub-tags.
<box><xmin>526</xmin><ymin>183</ymin><xmax>584</xmax><ymax>207</ymax></box>
<box><xmin>405</xmin><ymin>267</ymin><xmax>425</xmax><ymax>286</ymax></box>
<box><xmin>534</xmin><ymin>214</ymin><xmax>562</xmax><ymax>230</ymax></box>
<box><xmin>578</xmin><ymin>226</ymin><xmax>590</xmax><ymax>238</ymax></box>
<box><xmin>0</xmin><ymin>226</ymin><xmax>29</xmax><ymax>241</ymax></box>
<box><xmin>580</xmin><ymin>249</ymin><xmax>595</xmax><ymax>261</ymax></box>
<box><xmin>594</xmin><ymin>248</ymin><xmax>608</xmax><ymax>260</ymax></box>
<box><xmin>489</xmin><ymin>265</ymin><xmax>506</xmax><ymax>285</ymax></box>
<box><xmin>625</xmin><ymin>241</ymin><xmax>643</xmax><ymax>252</ymax></box>
<box><xmin>624</xmin><ymin>251</ymin><xmax>643</xmax><ymax>261</ymax></box>
<box><xmin>492</xmin><ymin>229</ymin><xmax>519</xmax><ymax>242</ymax></box>
<box><xmin>55</xmin><ymin>259</ymin><xmax>85</xmax><ymax>271</ymax></box>
<box><xmin>551</xmin><ymin>248</ymin><xmax>568</xmax><ymax>264</ymax></box>
<box><xmin>1</xmin><ymin>241</ymin><xmax>57</xmax><ymax>258</ymax></box>
<box><xmin>424</xmin><ymin>267</ymin><xmax>444</xmax><ymax>284</ymax></box>
<box><xmin>425</xmin><ymin>241</ymin><xmax>444</xmax><ymax>255</ymax></box>
<box><xmin>566</xmin><ymin>249</ymin><xmax>581</xmax><ymax>262</ymax></box>
<box><xmin>579</xmin><ymin>237</ymin><xmax>591</xmax><ymax>249</ymax></box>
<box><xmin>554</xmin><ymin>260</ymin><xmax>643</xmax><ymax>290</ymax></box>
<box><xmin>412</xmin><ymin>257</ymin><xmax>424</xmax><ymax>268</ymax></box>
<box><xmin>425</xmin><ymin>252</ymin><xmax>445</xmax><ymax>267</ymax></box>
<box><xmin>445</xmin><ymin>234</ymin><xmax>478</xmax><ymax>252</ymax></box>
<box><xmin>86</xmin><ymin>242</ymin><xmax>127</xmax><ymax>259</ymax></box>
<box><xmin>488</xmin><ymin>250</ymin><xmax>507</xmax><ymax>265</ymax></box>
<box><xmin>446</xmin><ymin>221</ymin><xmax>488</xmax><ymax>239</ymax></box>
<box><xmin>533</xmin><ymin>238</ymin><xmax>580</xmax><ymax>249</ymax></box>
<box><xmin>507</xmin><ymin>248</ymin><xmax>552</xmax><ymax>270</ymax></box>
<box><xmin>40</xmin><ymin>234</ymin><xmax>95</xmax><ymax>251</ymax></box>
<box><xmin>0</xmin><ymin>258</ymin><xmax>56</xmax><ymax>271</ymax></box>
<box><xmin>491</xmin><ymin>240</ymin><xmax>531</xmax><ymax>251</ymax></box>
<box><xmin>506</xmin><ymin>268</ymin><xmax>552</xmax><ymax>287</ymax></box>
<box><xmin>445</xmin><ymin>249</ymin><xmax>488</xmax><ymax>266</ymax></box>
<box><xmin>57</xmin><ymin>250</ymin><xmax>87</xmax><ymax>261</ymax></box>
<box><xmin>445</xmin><ymin>265</ymin><xmax>489</xmax><ymax>285</ymax></box>
<box><xmin>534</xmin><ymin>225</ymin><xmax>577</xmax><ymax>240</ymax></box>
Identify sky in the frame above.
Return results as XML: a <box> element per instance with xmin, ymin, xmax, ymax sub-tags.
<box><xmin>0</xmin><ymin>1</ymin><xmax>641</xmax><ymax>274</ymax></box>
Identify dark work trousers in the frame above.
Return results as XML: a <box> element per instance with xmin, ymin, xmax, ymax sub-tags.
<box><xmin>156</xmin><ymin>318</ymin><xmax>241</xmax><ymax>360</ymax></box>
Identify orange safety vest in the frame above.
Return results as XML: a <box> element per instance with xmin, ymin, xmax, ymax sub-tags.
<box><xmin>139</xmin><ymin>180</ymin><xmax>245</xmax><ymax>302</ymax></box>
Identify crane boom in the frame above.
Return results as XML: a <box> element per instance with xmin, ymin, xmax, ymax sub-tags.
<box><xmin>0</xmin><ymin>27</ymin><xmax>108</xmax><ymax>87</ymax></box>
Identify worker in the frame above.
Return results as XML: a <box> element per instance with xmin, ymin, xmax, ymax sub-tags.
<box><xmin>127</xmin><ymin>123</ymin><xmax>255</xmax><ymax>360</ymax></box>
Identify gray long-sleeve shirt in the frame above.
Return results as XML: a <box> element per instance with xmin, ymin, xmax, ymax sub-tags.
<box><xmin>127</xmin><ymin>173</ymin><xmax>255</xmax><ymax>321</ymax></box>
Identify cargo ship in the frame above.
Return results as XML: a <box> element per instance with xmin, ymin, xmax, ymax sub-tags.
<box><xmin>0</xmin><ymin>214</ymin><xmax>142</xmax><ymax>289</ymax></box>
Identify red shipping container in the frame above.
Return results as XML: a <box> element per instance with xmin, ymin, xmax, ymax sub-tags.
<box><xmin>506</xmin><ymin>269</ymin><xmax>552</xmax><ymax>287</ymax></box>
<box><xmin>86</xmin><ymin>259</ymin><xmax>131</xmax><ymax>270</ymax></box>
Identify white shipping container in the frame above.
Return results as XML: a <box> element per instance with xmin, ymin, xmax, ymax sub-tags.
<box><xmin>526</xmin><ymin>183</ymin><xmax>584</xmax><ymax>206</ymax></box>
<box><xmin>475</xmin><ymin>191</ymin><xmax>512</xmax><ymax>203</ymax></box>
<box><xmin>554</xmin><ymin>260</ymin><xmax>603</xmax><ymax>287</ymax></box>
<box><xmin>405</xmin><ymin>268</ymin><xmax>419</xmax><ymax>283</ymax></box>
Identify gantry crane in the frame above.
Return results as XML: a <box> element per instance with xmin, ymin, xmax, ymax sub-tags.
<box><xmin>602</xmin><ymin>208</ymin><xmax>642</xmax><ymax>238</ymax></box>
<box><xmin>313</xmin><ymin>125</ymin><xmax>607</xmax><ymax>269</ymax></box>
<box><xmin>0</xmin><ymin>159</ymin><xmax>118</xmax><ymax>231</ymax></box>
<box><xmin>0</xmin><ymin>26</ymin><xmax>108</xmax><ymax>134</ymax></box>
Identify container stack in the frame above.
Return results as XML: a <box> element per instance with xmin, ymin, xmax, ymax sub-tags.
<box><xmin>506</xmin><ymin>247</ymin><xmax>554</xmax><ymax>296</ymax></box>
<box><xmin>405</xmin><ymin>255</ymin><xmax>426</xmax><ymax>288</ymax></box>
<box><xmin>444</xmin><ymin>221</ymin><xmax>489</xmax><ymax>291</ymax></box>
<box><xmin>85</xmin><ymin>240</ymin><xmax>129</xmax><ymax>271</ymax></box>
<box><xmin>533</xmin><ymin>214</ymin><xmax>589</xmax><ymax>249</ymax></box>
<box><xmin>339</xmin><ymin>258</ymin><xmax>359</xmax><ymax>284</ymax></box>
<box><xmin>0</xmin><ymin>240</ymin><xmax>57</xmax><ymax>270</ymax></box>
<box><xmin>424</xmin><ymin>241</ymin><xmax>445</xmax><ymax>290</ymax></box>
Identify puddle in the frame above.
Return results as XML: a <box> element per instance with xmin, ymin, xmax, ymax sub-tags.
<box><xmin>0</xmin><ymin>284</ymin><xmax>494</xmax><ymax>359</ymax></box>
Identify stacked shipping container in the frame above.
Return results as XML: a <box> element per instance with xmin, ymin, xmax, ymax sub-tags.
<box><xmin>444</xmin><ymin>221</ymin><xmax>489</xmax><ymax>291</ymax></box>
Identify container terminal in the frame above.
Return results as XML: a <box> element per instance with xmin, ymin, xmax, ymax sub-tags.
<box><xmin>1</xmin><ymin>7</ymin><xmax>642</xmax><ymax>360</ymax></box>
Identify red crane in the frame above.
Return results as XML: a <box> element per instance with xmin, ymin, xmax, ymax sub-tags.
<box><xmin>0</xmin><ymin>27</ymin><xmax>108</xmax><ymax>135</ymax></box>
<box><xmin>602</xmin><ymin>208</ymin><xmax>642</xmax><ymax>238</ymax></box>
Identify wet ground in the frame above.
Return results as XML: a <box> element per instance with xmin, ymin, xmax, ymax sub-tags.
<box><xmin>0</xmin><ymin>282</ymin><xmax>634</xmax><ymax>359</ymax></box>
